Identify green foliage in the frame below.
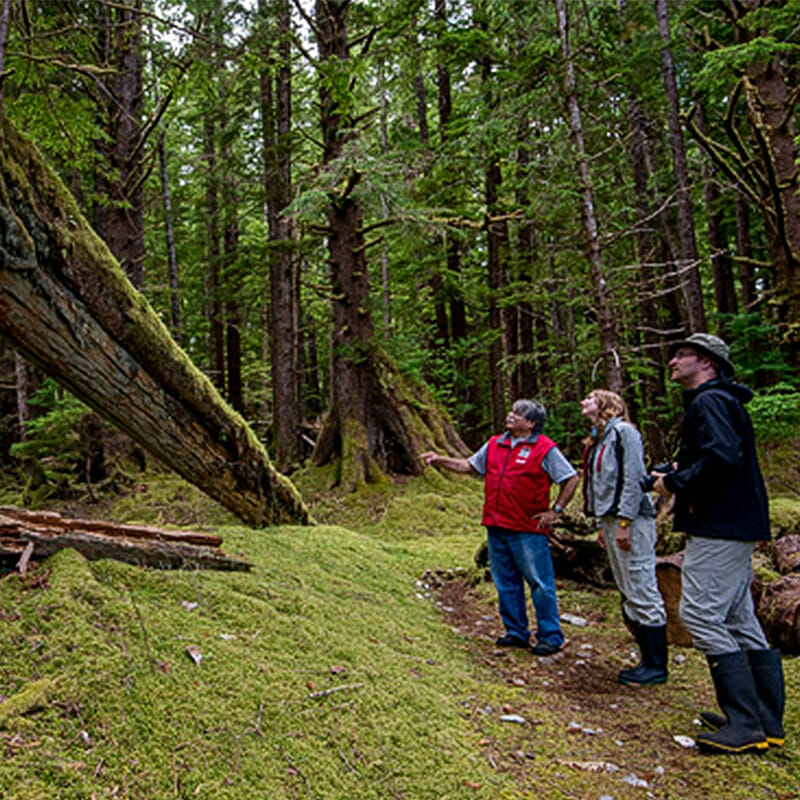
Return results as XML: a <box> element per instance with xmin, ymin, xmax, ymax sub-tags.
<box><xmin>749</xmin><ymin>382</ymin><xmax>800</xmax><ymax>447</ymax></box>
<box><xmin>10</xmin><ymin>381</ymin><xmax>90</xmax><ymax>488</ymax></box>
<box><xmin>724</xmin><ymin>313</ymin><xmax>796</xmax><ymax>387</ymax></box>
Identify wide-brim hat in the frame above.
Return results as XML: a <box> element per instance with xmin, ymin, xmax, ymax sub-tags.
<box><xmin>669</xmin><ymin>332</ymin><xmax>734</xmax><ymax>376</ymax></box>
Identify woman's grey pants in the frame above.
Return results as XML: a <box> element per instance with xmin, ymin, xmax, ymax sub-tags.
<box><xmin>602</xmin><ymin>515</ymin><xmax>666</xmax><ymax>627</ymax></box>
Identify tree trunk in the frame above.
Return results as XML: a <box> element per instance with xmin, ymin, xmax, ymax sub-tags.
<box><xmin>311</xmin><ymin>0</ymin><xmax>469</xmax><ymax>489</ymax></box>
<box><xmin>655</xmin><ymin>0</ymin><xmax>706</xmax><ymax>333</ymax></box>
<box><xmin>0</xmin><ymin>0</ymin><xmax>10</xmax><ymax>119</ymax></box>
<box><xmin>435</xmin><ymin>0</ymin><xmax>477</xmax><ymax>441</ymax></box>
<box><xmin>203</xmin><ymin>114</ymin><xmax>225</xmax><ymax>392</ymax></box>
<box><xmin>0</xmin><ymin>119</ymin><xmax>310</xmax><ymax>527</ymax></box>
<box><xmin>740</xmin><ymin>42</ymin><xmax>800</xmax><ymax>360</ymax></box>
<box><xmin>735</xmin><ymin>192</ymin><xmax>758</xmax><ymax>311</ymax></box>
<box><xmin>222</xmin><ymin>146</ymin><xmax>243</xmax><ymax>413</ymax></box>
<box><xmin>624</xmin><ymin>86</ymin><xmax>669</xmax><ymax>459</ymax></box>
<box><xmin>14</xmin><ymin>351</ymin><xmax>28</xmax><ymax>442</ymax></box>
<box><xmin>695</xmin><ymin>106</ymin><xmax>738</xmax><ymax>325</ymax></box>
<box><xmin>157</xmin><ymin>134</ymin><xmax>182</xmax><ymax>344</ymax></box>
<box><xmin>94</xmin><ymin>0</ymin><xmax>146</xmax><ymax>288</ymax></box>
<box><xmin>260</xmin><ymin>0</ymin><xmax>300</xmax><ymax>470</ymax></box>
<box><xmin>486</xmin><ymin>159</ymin><xmax>509</xmax><ymax>429</ymax></box>
<box><xmin>555</xmin><ymin>0</ymin><xmax>621</xmax><ymax>392</ymax></box>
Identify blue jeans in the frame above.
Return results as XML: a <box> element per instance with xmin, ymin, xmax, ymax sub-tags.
<box><xmin>487</xmin><ymin>526</ymin><xmax>564</xmax><ymax>647</ymax></box>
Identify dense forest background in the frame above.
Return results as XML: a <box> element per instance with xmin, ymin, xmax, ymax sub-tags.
<box><xmin>0</xmin><ymin>0</ymin><xmax>798</xmax><ymax>502</ymax></box>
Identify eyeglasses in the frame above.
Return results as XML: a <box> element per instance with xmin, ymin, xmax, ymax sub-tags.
<box><xmin>672</xmin><ymin>349</ymin><xmax>698</xmax><ymax>360</ymax></box>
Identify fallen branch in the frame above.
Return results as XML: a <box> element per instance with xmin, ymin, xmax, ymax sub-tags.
<box><xmin>0</xmin><ymin>506</ymin><xmax>250</xmax><ymax>572</ymax></box>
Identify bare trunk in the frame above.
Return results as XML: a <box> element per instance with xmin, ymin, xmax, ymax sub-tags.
<box><xmin>435</xmin><ymin>0</ymin><xmax>476</xmax><ymax>439</ymax></box>
<box><xmin>655</xmin><ymin>0</ymin><xmax>706</xmax><ymax>333</ymax></box>
<box><xmin>741</xmin><ymin>53</ymin><xmax>800</xmax><ymax>358</ymax></box>
<box><xmin>624</xmin><ymin>88</ymin><xmax>669</xmax><ymax>459</ymax></box>
<box><xmin>486</xmin><ymin>160</ymin><xmax>509</xmax><ymax>430</ymax></box>
<box><xmin>735</xmin><ymin>193</ymin><xmax>758</xmax><ymax>311</ymax></box>
<box><xmin>158</xmin><ymin>134</ymin><xmax>182</xmax><ymax>344</ymax></box>
<box><xmin>0</xmin><ymin>120</ymin><xmax>310</xmax><ymax>526</ymax></box>
<box><xmin>0</xmin><ymin>0</ymin><xmax>11</xmax><ymax>120</ymax></box>
<box><xmin>14</xmin><ymin>351</ymin><xmax>28</xmax><ymax>442</ymax></box>
<box><xmin>556</xmin><ymin>0</ymin><xmax>621</xmax><ymax>392</ymax></box>
<box><xmin>203</xmin><ymin>115</ymin><xmax>225</xmax><ymax>392</ymax></box>
<box><xmin>311</xmin><ymin>0</ymin><xmax>468</xmax><ymax>487</ymax></box>
<box><xmin>261</xmin><ymin>0</ymin><xmax>300</xmax><ymax>469</ymax></box>
<box><xmin>222</xmin><ymin>129</ymin><xmax>242</xmax><ymax>413</ymax></box>
<box><xmin>96</xmin><ymin>0</ymin><xmax>146</xmax><ymax>287</ymax></box>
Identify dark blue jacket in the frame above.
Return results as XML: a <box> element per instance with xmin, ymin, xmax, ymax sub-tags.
<box><xmin>663</xmin><ymin>377</ymin><xmax>770</xmax><ymax>541</ymax></box>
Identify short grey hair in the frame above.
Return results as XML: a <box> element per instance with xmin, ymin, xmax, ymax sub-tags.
<box><xmin>512</xmin><ymin>399</ymin><xmax>547</xmax><ymax>430</ymax></box>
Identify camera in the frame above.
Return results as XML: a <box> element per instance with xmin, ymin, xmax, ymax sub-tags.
<box><xmin>641</xmin><ymin>462</ymin><xmax>674</xmax><ymax>492</ymax></box>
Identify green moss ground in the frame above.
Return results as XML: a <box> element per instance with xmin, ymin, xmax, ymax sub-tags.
<box><xmin>0</xmin><ymin>467</ymin><xmax>798</xmax><ymax>799</ymax></box>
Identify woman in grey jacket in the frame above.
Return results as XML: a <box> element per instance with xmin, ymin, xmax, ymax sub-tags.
<box><xmin>580</xmin><ymin>390</ymin><xmax>668</xmax><ymax>685</ymax></box>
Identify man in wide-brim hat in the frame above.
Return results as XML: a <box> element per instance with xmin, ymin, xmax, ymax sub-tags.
<box><xmin>652</xmin><ymin>332</ymin><xmax>785</xmax><ymax>754</ymax></box>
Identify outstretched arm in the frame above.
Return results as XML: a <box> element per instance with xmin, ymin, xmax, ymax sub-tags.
<box><xmin>420</xmin><ymin>451</ymin><xmax>475</xmax><ymax>474</ymax></box>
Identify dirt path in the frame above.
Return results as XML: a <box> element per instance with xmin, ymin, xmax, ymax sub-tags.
<box><xmin>431</xmin><ymin>576</ymin><xmax>798</xmax><ymax>800</ymax></box>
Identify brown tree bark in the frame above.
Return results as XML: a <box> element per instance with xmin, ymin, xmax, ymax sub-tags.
<box><xmin>0</xmin><ymin>119</ymin><xmax>310</xmax><ymax>527</ymax></box>
<box><xmin>222</xmin><ymin>124</ymin><xmax>243</xmax><ymax>413</ymax></box>
<box><xmin>735</xmin><ymin>192</ymin><xmax>758</xmax><ymax>311</ymax></box>
<box><xmin>434</xmin><ymin>0</ymin><xmax>477</xmax><ymax>441</ymax></box>
<box><xmin>486</xmin><ymin>159</ymin><xmax>509</xmax><ymax>430</ymax></box>
<box><xmin>310</xmin><ymin>0</ymin><xmax>469</xmax><ymax>489</ymax></box>
<box><xmin>738</xmin><ymin>19</ymin><xmax>800</xmax><ymax>359</ymax></box>
<box><xmin>203</xmin><ymin>114</ymin><xmax>225</xmax><ymax>392</ymax></box>
<box><xmin>93</xmin><ymin>0</ymin><xmax>146</xmax><ymax>288</ymax></box>
<box><xmin>555</xmin><ymin>0</ymin><xmax>621</xmax><ymax>393</ymax></box>
<box><xmin>14</xmin><ymin>350</ymin><xmax>28</xmax><ymax>442</ymax></box>
<box><xmin>655</xmin><ymin>0</ymin><xmax>707</xmax><ymax>334</ymax></box>
<box><xmin>260</xmin><ymin>0</ymin><xmax>300</xmax><ymax>471</ymax></box>
<box><xmin>695</xmin><ymin>107</ymin><xmax>738</xmax><ymax>325</ymax></box>
<box><xmin>623</xmin><ymin>87</ymin><xmax>669</xmax><ymax>459</ymax></box>
<box><xmin>157</xmin><ymin>134</ymin><xmax>182</xmax><ymax>345</ymax></box>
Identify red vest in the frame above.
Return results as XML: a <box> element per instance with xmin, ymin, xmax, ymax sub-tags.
<box><xmin>481</xmin><ymin>433</ymin><xmax>556</xmax><ymax>533</ymax></box>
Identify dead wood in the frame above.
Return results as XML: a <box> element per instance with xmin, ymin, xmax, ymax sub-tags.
<box><xmin>773</xmin><ymin>533</ymin><xmax>800</xmax><ymax>575</ymax></box>
<box><xmin>0</xmin><ymin>120</ymin><xmax>310</xmax><ymax>528</ymax></box>
<box><xmin>655</xmin><ymin>553</ymin><xmax>693</xmax><ymax>646</ymax></box>
<box><xmin>755</xmin><ymin>573</ymin><xmax>800</xmax><ymax>655</ymax></box>
<box><xmin>0</xmin><ymin>507</ymin><xmax>250</xmax><ymax>573</ymax></box>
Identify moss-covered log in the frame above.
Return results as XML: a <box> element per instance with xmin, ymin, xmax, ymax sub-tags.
<box><xmin>0</xmin><ymin>120</ymin><xmax>310</xmax><ymax>527</ymax></box>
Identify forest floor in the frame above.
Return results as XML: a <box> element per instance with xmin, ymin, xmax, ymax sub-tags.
<box><xmin>0</xmin><ymin>464</ymin><xmax>798</xmax><ymax>799</ymax></box>
<box><xmin>427</xmin><ymin>572</ymin><xmax>799</xmax><ymax>799</ymax></box>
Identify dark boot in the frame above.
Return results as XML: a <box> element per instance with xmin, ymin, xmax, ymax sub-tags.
<box><xmin>618</xmin><ymin>624</ymin><xmax>668</xmax><ymax>686</ymax></box>
<box><xmin>699</xmin><ymin>649</ymin><xmax>785</xmax><ymax>747</ymax></box>
<box><xmin>695</xmin><ymin>651</ymin><xmax>768</xmax><ymax>754</ymax></box>
<box><xmin>747</xmin><ymin>648</ymin><xmax>785</xmax><ymax>746</ymax></box>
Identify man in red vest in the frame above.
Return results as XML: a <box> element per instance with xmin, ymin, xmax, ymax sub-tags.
<box><xmin>422</xmin><ymin>399</ymin><xmax>578</xmax><ymax>655</ymax></box>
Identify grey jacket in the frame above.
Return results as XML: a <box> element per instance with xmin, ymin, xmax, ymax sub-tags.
<box><xmin>583</xmin><ymin>418</ymin><xmax>654</xmax><ymax>520</ymax></box>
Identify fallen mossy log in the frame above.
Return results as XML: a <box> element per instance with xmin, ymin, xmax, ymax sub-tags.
<box><xmin>0</xmin><ymin>120</ymin><xmax>310</xmax><ymax>527</ymax></box>
<box><xmin>0</xmin><ymin>507</ymin><xmax>251</xmax><ymax>572</ymax></box>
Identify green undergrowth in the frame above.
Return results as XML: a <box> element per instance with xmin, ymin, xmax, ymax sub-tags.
<box><xmin>0</xmin><ymin>521</ymin><xmax>502</xmax><ymax>799</ymax></box>
<box><xmin>0</xmin><ymin>465</ymin><xmax>799</xmax><ymax>798</ymax></box>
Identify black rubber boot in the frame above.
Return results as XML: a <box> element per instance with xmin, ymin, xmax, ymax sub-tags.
<box><xmin>699</xmin><ymin>649</ymin><xmax>785</xmax><ymax>747</ymax></box>
<box><xmin>618</xmin><ymin>624</ymin><xmax>668</xmax><ymax>686</ymax></box>
<box><xmin>695</xmin><ymin>651</ymin><xmax>768</xmax><ymax>754</ymax></box>
<box><xmin>747</xmin><ymin>648</ymin><xmax>785</xmax><ymax>746</ymax></box>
